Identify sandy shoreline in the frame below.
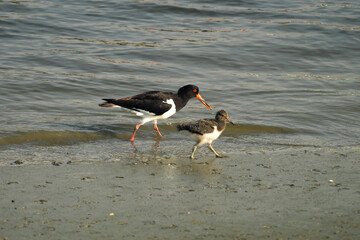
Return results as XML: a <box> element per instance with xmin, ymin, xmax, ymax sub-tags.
<box><xmin>1</xmin><ymin>146</ymin><xmax>359</xmax><ymax>239</ymax></box>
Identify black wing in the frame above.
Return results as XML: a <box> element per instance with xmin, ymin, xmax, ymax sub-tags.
<box><xmin>177</xmin><ymin>119</ymin><xmax>217</xmax><ymax>135</ymax></box>
<box><xmin>102</xmin><ymin>91</ymin><xmax>174</xmax><ymax>115</ymax></box>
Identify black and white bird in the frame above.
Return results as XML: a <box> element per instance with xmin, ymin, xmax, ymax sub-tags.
<box><xmin>177</xmin><ymin>110</ymin><xmax>233</xmax><ymax>159</ymax></box>
<box><xmin>99</xmin><ymin>84</ymin><xmax>212</xmax><ymax>142</ymax></box>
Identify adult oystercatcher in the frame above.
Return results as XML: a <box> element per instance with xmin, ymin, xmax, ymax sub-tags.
<box><xmin>99</xmin><ymin>84</ymin><xmax>212</xmax><ymax>142</ymax></box>
<box><xmin>177</xmin><ymin>110</ymin><xmax>233</xmax><ymax>159</ymax></box>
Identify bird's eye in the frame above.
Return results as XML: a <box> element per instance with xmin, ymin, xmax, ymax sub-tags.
<box><xmin>193</xmin><ymin>89</ymin><xmax>197</xmax><ymax>93</ymax></box>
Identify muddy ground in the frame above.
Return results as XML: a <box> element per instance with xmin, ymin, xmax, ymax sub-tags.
<box><xmin>1</xmin><ymin>147</ymin><xmax>359</xmax><ymax>239</ymax></box>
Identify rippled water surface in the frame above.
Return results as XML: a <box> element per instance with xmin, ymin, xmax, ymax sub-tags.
<box><xmin>1</xmin><ymin>0</ymin><xmax>359</xmax><ymax>163</ymax></box>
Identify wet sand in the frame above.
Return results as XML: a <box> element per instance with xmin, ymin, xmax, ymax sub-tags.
<box><xmin>1</xmin><ymin>146</ymin><xmax>359</xmax><ymax>240</ymax></box>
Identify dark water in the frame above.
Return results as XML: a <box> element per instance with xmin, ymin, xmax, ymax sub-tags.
<box><xmin>1</xmin><ymin>0</ymin><xmax>359</xmax><ymax>164</ymax></box>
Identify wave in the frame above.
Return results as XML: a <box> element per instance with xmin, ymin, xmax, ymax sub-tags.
<box><xmin>225</xmin><ymin>124</ymin><xmax>296</xmax><ymax>135</ymax></box>
<box><xmin>0</xmin><ymin>124</ymin><xmax>296</xmax><ymax>147</ymax></box>
<box><xmin>0</xmin><ymin>131</ymin><xmax>119</xmax><ymax>147</ymax></box>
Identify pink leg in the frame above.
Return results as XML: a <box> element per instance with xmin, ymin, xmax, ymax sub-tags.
<box><xmin>153</xmin><ymin>120</ymin><xmax>163</xmax><ymax>138</ymax></box>
<box><xmin>130</xmin><ymin>122</ymin><xmax>143</xmax><ymax>142</ymax></box>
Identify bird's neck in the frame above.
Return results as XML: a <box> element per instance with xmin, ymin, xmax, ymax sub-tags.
<box><xmin>217</xmin><ymin>120</ymin><xmax>226</xmax><ymax>132</ymax></box>
<box><xmin>174</xmin><ymin>95</ymin><xmax>190</xmax><ymax>112</ymax></box>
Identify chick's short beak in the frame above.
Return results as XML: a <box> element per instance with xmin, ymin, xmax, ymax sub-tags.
<box><xmin>226</xmin><ymin>117</ymin><xmax>234</xmax><ymax>125</ymax></box>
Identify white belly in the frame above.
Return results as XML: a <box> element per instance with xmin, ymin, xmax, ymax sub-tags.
<box><xmin>194</xmin><ymin>126</ymin><xmax>223</xmax><ymax>146</ymax></box>
<box><xmin>159</xmin><ymin>99</ymin><xmax>177</xmax><ymax>119</ymax></box>
<box><xmin>141</xmin><ymin>99</ymin><xmax>176</xmax><ymax>124</ymax></box>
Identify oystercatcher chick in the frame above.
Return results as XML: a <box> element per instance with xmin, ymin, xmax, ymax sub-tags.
<box><xmin>177</xmin><ymin>110</ymin><xmax>233</xmax><ymax>159</ymax></box>
<box><xmin>99</xmin><ymin>84</ymin><xmax>212</xmax><ymax>142</ymax></box>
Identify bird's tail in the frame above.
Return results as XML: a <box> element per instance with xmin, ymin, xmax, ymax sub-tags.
<box><xmin>99</xmin><ymin>103</ymin><xmax>117</xmax><ymax>107</ymax></box>
<box><xmin>177</xmin><ymin>123</ymin><xmax>190</xmax><ymax>131</ymax></box>
<box><xmin>99</xmin><ymin>99</ymin><xmax>117</xmax><ymax>107</ymax></box>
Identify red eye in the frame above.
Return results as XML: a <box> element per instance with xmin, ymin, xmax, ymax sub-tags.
<box><xmin>193</xmin><ymin>89</ymin><xmax>197</xmax><ymax>93</ymax></box>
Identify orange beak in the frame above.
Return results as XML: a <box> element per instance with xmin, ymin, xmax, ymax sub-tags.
<box><xmin>196</xmin><ymin>93</ymin><xmax>212</xmax><ymax>110</ymax></box>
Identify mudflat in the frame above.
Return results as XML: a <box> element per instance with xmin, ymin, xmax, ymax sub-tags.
<box><xmin>1</xmin><ymin>147</ymin><xmax>359</xmax><ymax>240</ymax></box>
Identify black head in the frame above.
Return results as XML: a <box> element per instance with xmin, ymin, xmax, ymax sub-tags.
<box><xmin>177</xmin><ymin>85</ymin><xmax>199</xmax><ymax>98</ymax></box>
<box><xmin>177</xmin><ymin>85</ymin><xmax>212</xmax><ymax>110</ymax></box>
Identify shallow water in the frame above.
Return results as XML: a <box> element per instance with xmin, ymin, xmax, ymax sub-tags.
<box><xmin>1</xmin><ymin>0</ymin><xmax>360</xmax><ymax>163</ymax></box>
